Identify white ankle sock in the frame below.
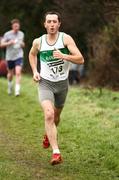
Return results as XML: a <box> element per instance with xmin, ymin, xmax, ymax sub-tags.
<box><xmin>15</xmin><ymin>84</ymin><xmax>20</xmax><ymax>95</ymax></box>
<box><xmin>8</xmin><ymin>80</ymin><xmax>13</xmax><ymax>89</ymax></box>
<box><xmin>8</xmin><ymin>80</ymin><xmax>13</xmax><ymax>94</ymax></box>
<box><xmin>53</xmin><ymin>149</ymin><xmax>60</xmax><ymax>154</ymax></box>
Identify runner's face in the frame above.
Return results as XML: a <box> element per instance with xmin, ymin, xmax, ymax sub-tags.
<box><xmin>12</xmin><ymin>23</ymin><xmax>20</xmax><ymax>32</ymax></box>
<box><xmin>44</xmin><ymin>14</ymin><xmax>61</xmax><ymax>34</ymax></box>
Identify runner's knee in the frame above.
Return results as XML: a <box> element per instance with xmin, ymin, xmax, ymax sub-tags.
<box><xmin>45</xmin><ymin>109</ymin><xmax>54</xmax><ymax>123</ymax></box>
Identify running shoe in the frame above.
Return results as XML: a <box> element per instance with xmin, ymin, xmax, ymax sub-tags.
<box><xmin>43</xmin><ymin>134</ymin><xmax>50</xmax><ymax>148</ymax></box>
<box><xmin>50</xmin><ymin>153</ymin><xmax>63</xmax><ymax>165</ymax></box>
<box><xmin>15</xmin><ymin>91</ymin><xmax>20</xmax><ymax>96</ymax></box>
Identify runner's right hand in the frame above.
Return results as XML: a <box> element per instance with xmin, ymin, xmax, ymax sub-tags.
<box><xmin>33</xmin><ymin>71</ymin><xmax>40</xmax><ymax>82</ymax></box>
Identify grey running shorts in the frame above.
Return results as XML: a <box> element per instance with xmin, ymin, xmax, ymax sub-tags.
<box><xmin>38</xmin><ymin>78</ymin><xmax>68</xmax><ymax>108</ymax></box>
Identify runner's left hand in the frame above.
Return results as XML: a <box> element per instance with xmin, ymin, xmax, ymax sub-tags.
<box><xmin>53</xmin><ymin>49</ymin><xmax>64</xmax><ymax>59</ymax></box>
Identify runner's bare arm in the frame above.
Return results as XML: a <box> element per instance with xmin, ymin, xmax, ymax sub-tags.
<box><xmin>53</xmin><ymin>34</ymin><xmax>84</xmax><ymax>64</ymax></box>
<box><xmin>20</xmin><ymin>41</ymin><xmax>25</xmax><ymax>48</ymax></box>
<box><xmin>29</xmin><ymin>38</ymin><xmax>41</xmax><ymax>81</ymax></box>
<box><xmin>1</xmin><ymin>38</ymin><xmax>15</xmax><ymax>48</ymax></box>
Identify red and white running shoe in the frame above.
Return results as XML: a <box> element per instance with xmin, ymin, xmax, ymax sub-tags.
<box><xmin>50</xmin><ymin>153</ymin><xmax>63</xmax><ymax>165</ymax></box>
<box><xmin>43</xmin><ymin>135</ymin><xmax>50</xmax><ymax>148</ymax></box>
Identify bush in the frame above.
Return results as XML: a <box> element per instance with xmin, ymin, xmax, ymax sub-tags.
<box><xmin>88</xmin><ymin>17</ymin><xmax>119</xmax><ymax>89</ymax></box>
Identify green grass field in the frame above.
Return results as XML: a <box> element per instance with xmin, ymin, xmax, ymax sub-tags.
<box><xmin>0</xmin><ymin>75</ymin><xmax>119</xmax><ymax>180</ymax></box>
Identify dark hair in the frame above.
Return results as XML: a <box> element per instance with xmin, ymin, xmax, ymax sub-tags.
<box><xmin>44</xmin><ymin>11</ymin><xmax>61</xmax><ymax>22</ymax></box>
<box><xmin>11</xmin><ymin>18</ymin><xmax>20</xmax><ymax>25</ymax></box>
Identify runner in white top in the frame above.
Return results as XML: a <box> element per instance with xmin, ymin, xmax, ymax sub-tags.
<box><xmin>29</xmin><ymin>11</ymin><xmax>84</xmax><ymax>165</ymax></box>
<box><xmin>38</xmin><ymin>32</ymin><xmax>70</xmax><ymax>82</ymax></box>
<box><xmin>1</xmin><ymin>19</ymin><xmax>25</xmax><ymax>96</ymax></box>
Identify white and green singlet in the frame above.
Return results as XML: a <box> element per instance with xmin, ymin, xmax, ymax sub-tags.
<box><xmin>37</xmin><ymin>32</ymin><xmax>70</xmax><ymax>82</ymax></box>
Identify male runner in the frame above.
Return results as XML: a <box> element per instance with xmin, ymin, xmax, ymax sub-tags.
<box><xmin>29</xmin><ymin>11</ymin><xmax>84</xmax><ymax>165</ymax></box>
<box><xmin>1</xmin><ymin>19</ymin><xmax>25</xmax><ymax>96</ymax></box>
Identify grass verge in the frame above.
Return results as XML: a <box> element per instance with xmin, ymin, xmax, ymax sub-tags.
<box><xmin>0</xmin><ymin>75</ymin><xmax>119</xmax><ymax>180</ymax></box>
